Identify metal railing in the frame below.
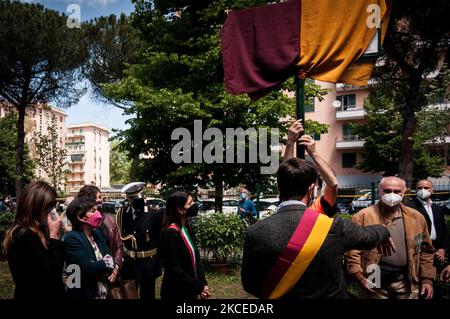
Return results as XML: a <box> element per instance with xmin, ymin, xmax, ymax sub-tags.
<box><xmin>336</xmin><ymin>135</ymin><xmax>363</xmax><ymax>142</ymax></box>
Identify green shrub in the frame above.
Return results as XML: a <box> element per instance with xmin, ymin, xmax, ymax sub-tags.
<box><xmin>339</xmin><ymin>213</ymin><xmax>353</xmax><ymax>221</ymax></box>
<box><xmin>446</xmin><ymin>215</ymin><xmax>450</xmax><ymax>240</ymax></box>
<box><xmin>0</xmin><ymin>211</ymin><xmax>15</xmax><ymax>256</ymax></box>
<box><xmin>193</xmin><ymin>213</ymin><xmax>247</xmax><ymax>264</ymax></box>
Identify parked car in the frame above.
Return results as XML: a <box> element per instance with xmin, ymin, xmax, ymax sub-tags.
<box><xmin>337</xmin><ymin>203</ymin><xmax>349</xmax><ymax>214</ymax></box>
<box><xmin>350</xmin><ymin>190</ymin><xmax>378</xmax><ymax>213</ymax></box>
<box><xmin>146</xmin><ymin>198</ymin><xmax>166</xmax><ymax>209</ymax></box>
<box><xmin>101</xmin><ymin>201</ymin><xmax>120</xmax><ymax>215</ymax></box>
<box><xmin>255</xmin><ymin>198</ymin><xmax>279</xmax><ymax>219</ymax></box>
<box><xmin>198</xmin><ymin>199</ymin><xmax>239</xmax><ymax>215</ymax></box>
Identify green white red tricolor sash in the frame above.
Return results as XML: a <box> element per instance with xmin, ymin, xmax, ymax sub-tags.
<box><xmin>261</xmin><ymin>208</ymin><xmax>333</xmax><ymax>299</ymax></box>
<box><xmin>168</xmin><ymin>223</ymin><xmax>197</xmax><ymax>278</ymax></box>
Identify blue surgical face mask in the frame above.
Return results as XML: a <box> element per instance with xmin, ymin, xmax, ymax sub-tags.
<box><xmin>240</xmin><ymin>193</ymin><xmax>247</xmax><ymax>200</ymax></box>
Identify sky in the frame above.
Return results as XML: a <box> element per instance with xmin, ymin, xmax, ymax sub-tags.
<box><xmin>22</xmin><ymin>0</ymin><xmax>136</xmax><ymax>134</ymax></box>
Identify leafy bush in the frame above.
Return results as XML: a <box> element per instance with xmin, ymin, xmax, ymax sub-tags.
<box><xmin>446</xmin><ymin>215</ymin><xmax>450</xmax><ymax>239</ymax></box>
<box><xmin>339</xmin><ymin>213</ymin><xmax>353</xmax><ymax>221</ymax></box>
<box><xmin>193</xmin><ymin>213</ymin><xmax>247</xmax><ymax>264</ymax></box>
<box><xmin>0</xmin><ymin>211</ymin><xmax>15</xmax><ymax>256</ymax></box>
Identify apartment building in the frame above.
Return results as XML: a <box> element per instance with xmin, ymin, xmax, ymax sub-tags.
<box><xmin>306</xmin><ymin>81</ymin><xmax>450</xmax><ymax>186</ymax></box>
<box><xmin>305</xmin><ymin>81</ymin><xmax>381</xmax><ymax>186</ymax></box>
<box><xmin>0</xmin><ymin>102</ymin><xmax>67</xmax><ymax>146</ymax></box>
<box><xmin>66</xmin><ymin>123</ymin><xmax>110</xmax><ymax>193</ymax></box>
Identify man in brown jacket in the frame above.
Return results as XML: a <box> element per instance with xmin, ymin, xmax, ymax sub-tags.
<box><xmin>346</xmin><ymin>176</ymin><xmax>436</xmax><ymax>299</ymax></box>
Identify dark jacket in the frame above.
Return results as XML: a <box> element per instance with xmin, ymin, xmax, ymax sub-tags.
<box><xmin>63</xmin><ymin>228</ymin><xmax>111</xmax><ymax>299</ymax></box>
<box><xmin>7</xmin><ymin>229</ymin><xmax>66</xmax><ymax>299</ymax></box>
<box><xmin>119</xmin><ymin>205</ymin><xmax>164</xmax><ymax>283</ymax></box>
<box><xmin>100</xmin><ymin>213</ymin><xmax>124</xmax><ymax>269</ymax></box>
<box><xmin>241</xmin><ymin>204</ymin><xmax>389</xmax><ymax>299</ymax></box>
<box><xmin>405</xmin><ymin>197</ymin><xmax>449</xmax><ymax>251</ymax></box>
<box><xmin>159</xmin><ymin>223</ymin><xmax>207</xmax><ymax>301</ymax></box>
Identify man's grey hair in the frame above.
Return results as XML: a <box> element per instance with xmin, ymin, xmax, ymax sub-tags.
<box><xmin>378</xmin><ymin>176</ymin><xmax>406</xmax><ymax>191</ymax></box>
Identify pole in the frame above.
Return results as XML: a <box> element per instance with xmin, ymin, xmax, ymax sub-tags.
<box><xmin>256</xmin><ymin>183</ymin><xmax>261</xmax><ymax>219</ymax></box>
<box><xmin>295</xmin><ymin>74</ymin><xmax>306</xmax><ymax>159</ymax></box>
<box><xmin>371</xmin><ymin>182</ymin><xmax>376</xmax><ymax>205</ymax></box>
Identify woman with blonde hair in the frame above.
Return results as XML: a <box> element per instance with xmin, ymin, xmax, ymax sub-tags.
<box><xmin>3</xmin><ymin>181</ymin><xmax>65</xmax><ymax>299</ymax></box>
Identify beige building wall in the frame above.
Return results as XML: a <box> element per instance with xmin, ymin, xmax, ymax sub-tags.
<box><xmin>305</xmin><ymin>81</ymin><xmax>381</xmax><ymax>186</ymax></box>
<box><xmin>0</xmin><ymin>103</ymin><xmax>67</xmax><ymax>183</ymax></box>
<box><xmin>66</xmin><ymin>123</ymin><xmax>110</xmax><ymax>193</ymax></box>
<box><xmin>0</xmin><ymin>102</ymin><xmax>67</xmax><ymax>145</ymax></box>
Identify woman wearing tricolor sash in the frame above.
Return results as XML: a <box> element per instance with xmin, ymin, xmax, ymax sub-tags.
<box><xmin>159</xmin><ymin>192</ymin><xmax>210</xmax><ymax>300</ymax></box>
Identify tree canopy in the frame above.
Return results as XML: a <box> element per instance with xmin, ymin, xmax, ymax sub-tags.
<box><xmin>372</xmin><ymin>0</ymin><xmax>450</xmax><ymax>186</ymax></box>
<box><xmin>355</xmin><ymin>90</ymin><xmax>445</xmax><ymax>182</ymax></box>
<box><xmin>102</xmin><ymin>0</ymin><xmax>330</xmax><ymax>209</ymax></box>
<box><xmin>0</xmin><ymin>0</ymin><xmax>87</xmax><ymax>196</ymax></box>
<box><xmin>0</xmin><ymin>114</ymin><xmax>34</xmax><ymax>196</ymax></box>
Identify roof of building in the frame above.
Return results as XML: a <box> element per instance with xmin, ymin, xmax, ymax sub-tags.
<box><xmin>66</xmin><ymin>122</ymin><xmax>110</xmax><ymax>133</ymax></box>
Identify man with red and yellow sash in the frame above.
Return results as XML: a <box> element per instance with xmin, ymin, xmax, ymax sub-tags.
<box><xmin>241</xmin><ymin>158</ymin><xmax>394</xmax><ymax>298</ymax></box>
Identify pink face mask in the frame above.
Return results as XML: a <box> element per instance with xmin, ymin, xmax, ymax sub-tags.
<box><xmin>83</xmin><ymin>210</ymin><xmax>103</xmax><ymax>228</ymax></box>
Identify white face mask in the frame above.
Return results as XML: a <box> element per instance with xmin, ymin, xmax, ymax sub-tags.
<box><xmin>381</xmin><ymin>193</ymin><xmax>403</xmax><ymax>207</ymax></box>
<box><xmin>417</xmin><ymin>189</ymin><xmax>431</xmax><ymax>200</ymax></box>
<box><xmin>313</xmin><ymin>185</ymin><xmax>319</xmax><ymax>199</ymax></box>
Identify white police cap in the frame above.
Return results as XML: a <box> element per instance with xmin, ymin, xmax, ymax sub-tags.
<box><xmin>121</xmin><ymin>182</ymin><xmax>146</xmax><ymax>196</ymax></box>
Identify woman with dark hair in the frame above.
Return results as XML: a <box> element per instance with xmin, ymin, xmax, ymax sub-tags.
<box><xmin>3</xmin><ymin>181</ymin><xmax>65</xmax><ymax>299</ymax></box>
<box><xmin>159</xmin><ymin>191</ymin><xmax>210</xmax><ymax>300</ymax></box>
<box><xmin>64</xmin><ymin>196</ymin><xmax>114</xmax><ymax>299</ymax></box>
<box><xmin>77</xmin><ymin>185</ymin><xmax>123</xmax><ymax>285</ymax></box>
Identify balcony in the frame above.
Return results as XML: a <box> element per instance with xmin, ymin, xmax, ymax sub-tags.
<box><xmin>336</xmin><ymin>106</ymin><xmax>366</xmax><ymax>120</ymax></box>
<box><xmin>65</xmin><ymin>141</ymin><xmax>85</xmax><ymax>146</ymax></box>
<box><xmin>66</xmin><ymin>132</ymin><xmax>84</xmax><ymax>138</ymax></box>
<box><xmin>336</xmin><ymin>83</ymin><xmax>372</xmax><ymax>92</ymax></box>
<box><xmin>69</xmin><ymin>159</ymin><xmax>86</xmax><ymax>164</ymax></box>
<box><xmin>336</xmin><ymin>135</ymin><xmax>365</xmax><ymax>149</ymax></box>
<box><xmin>424</xmin><ymin>136</ymin><xmax>450</xmax><ymax>145</ymax></box>
<box><xmin>67</xmin><ymin>170</ymin><xmax>85</xmax><ymax>174</ymax></box>
<box><xmin>67</xmin><ymin>148</ymin><xmax>86</xmax><ymax>155</ymax></box>
<box><xmin>66</xmin><ymin>178</ymin><xmax>85</xmax><ymax>183</ymax></box>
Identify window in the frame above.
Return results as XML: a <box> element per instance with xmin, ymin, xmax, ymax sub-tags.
<box><xmin>80</xmin><ymin>128</ymin><xmax>83</xmax><ymax>133</ymax></box>
<box><xmin>72</xmin><ymin>129</ymin><xmax>75</xmax><ymax>134</ymax></box>
<box><xmin>336</xmin><ymin>94</ymin><xmax>356</xmax><ymax>110</ymax></box>
<box><xmin>342</xmin><ymin>124</ymin><xmax>354</xmax><ymax>137</ymax></box>
<box><xmin>71</xmin><ymin>154</ymin><xmax>83</xmax><ymax>162</ymax></box>
<box><xmin>342</xmin><ymin>153</ymin><xmax>357</xmax><ymax>168</ymax></box>
<box><xmin>60</xmin><ymin>116</ymin><xmax>63</xmax><ymax>122</ymax></box>
<box><xmin>304</xmin><ymin>100</ymin><xmax>315</xmax><ymax>112</ymax></box>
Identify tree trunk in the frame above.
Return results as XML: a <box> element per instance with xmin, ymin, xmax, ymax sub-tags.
<box><xmin>213</xmin><ymin>169</ymin><xmax>223</xmax><ymax>213</ymax></box>
<box><xmin>129</xmin><ymin>153</ymin><xmax>140</xmax><ymax>182</ymax></box>
<box><xmin>398</xmin><ymin>73</ymin><xmax>423</xmax><ymax>188</ymax></box>
<box><xmin>15</xmin><ymin>105</ymin><xmax>26</xmax><ymax>199</ymax></box>
<box><xmin>398</xmin><ymin>112</ymin><xmax>417</xmax><ymax>188</ymax></box>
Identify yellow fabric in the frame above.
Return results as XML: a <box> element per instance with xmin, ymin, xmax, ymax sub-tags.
<box><xmin>298</xmin><ymin>0</ymin><xmax>390</xmax><ymax>85</ymax></box>
<box><xmin>269</xmin><ymin>213</ymin><xmax>333</xmax><ymax>299</ymax></box>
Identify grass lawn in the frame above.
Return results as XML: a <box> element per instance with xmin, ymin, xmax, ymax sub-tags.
<box><xmin>0</xmin><ymin>260</ymin><xmax>252</xmax><ymax>299</ymax></box>
<box><xmin>0</xmin><ymin>260</ymin><xmax>13</xmax><ymax>299</ymax></box>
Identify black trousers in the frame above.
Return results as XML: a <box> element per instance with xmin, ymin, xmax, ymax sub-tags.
<box><xmin>121</xmin><ymin>256</ymin><xmax>161</xmax><ymax>299</ymax></box>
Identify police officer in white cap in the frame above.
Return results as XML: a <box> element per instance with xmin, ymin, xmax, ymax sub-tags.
<box><xmin>116</xmin><ymin>182</ymin><xmax>164</xmax><ymax>299</ymax></box>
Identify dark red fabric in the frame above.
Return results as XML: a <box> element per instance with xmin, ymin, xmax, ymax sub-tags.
<box><xmin>221</xmin><ymin>0</ymin><xmax>300</xmax><ymax>100</ymax></box>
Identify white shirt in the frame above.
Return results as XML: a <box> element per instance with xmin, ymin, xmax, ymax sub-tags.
<box><xmin>418</xmin><ymin>197</ymin><xmax>436</xmax><ymax>241</ymax></box>
<box><xmin>277</xmin><ymin>200</ymin><xmax>307</xmax><ymax>211</ymax></box>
